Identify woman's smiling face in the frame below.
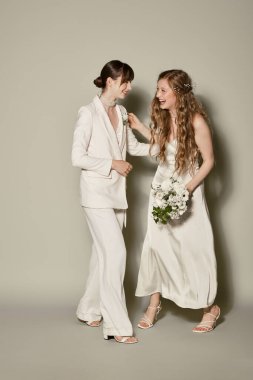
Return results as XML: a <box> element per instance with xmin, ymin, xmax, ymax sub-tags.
<box><xmin>156</xmin><ymin>78</ymin><xmax>177</xmax><ymax>110</ymax></box>
<box><xmin>109</xmin><ymin>76</ymin><xmax>132</xmax><ymax>99</ymax></box>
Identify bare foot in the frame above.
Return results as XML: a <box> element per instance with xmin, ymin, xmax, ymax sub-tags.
<box><xmin>192</xmin><ymin>305</ymin><xmax>221</xmax><ymax>333</ymax></box>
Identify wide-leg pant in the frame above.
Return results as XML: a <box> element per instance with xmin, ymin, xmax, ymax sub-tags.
<box><xmin>76</xmin><ymin>208</ymin><xmax>133</xmax><ymax>337</ymax></box>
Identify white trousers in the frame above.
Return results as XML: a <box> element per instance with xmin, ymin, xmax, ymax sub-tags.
<box><xmin>76</xmin><ymin>208</ymin><xmax>133</xmax><ymax>336</ymax></box>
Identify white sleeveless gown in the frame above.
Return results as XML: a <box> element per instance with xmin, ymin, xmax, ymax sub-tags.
<box><xmin>135</xmin><ymin>140</ymin><xmax>217</xmax><ymax>309</ymax></box>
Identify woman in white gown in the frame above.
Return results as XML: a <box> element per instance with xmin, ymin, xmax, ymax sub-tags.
<box><xmin>128</xmin><ymin>69</ymin><xmax>220</xmax><ymax>333</ymax></box>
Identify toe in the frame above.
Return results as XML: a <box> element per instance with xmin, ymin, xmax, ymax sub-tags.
<box><xmin>193</xmin><ymin>326</ymin><xmax>208</xmax><ymax>332</ymax></box>
<box><xmin>126</xmin><ymin>337</ymin><xmax>138</xmax><ymax>343</ymax></box>
<box><xmin>138</xmin><ymin>321</ymin><xmax>149</xmax><ymax>328</ymax></box>
<box><xmin>88</xmin><ymin>320</ymin><xmax>101</xmax><ymax>327</ymax></box>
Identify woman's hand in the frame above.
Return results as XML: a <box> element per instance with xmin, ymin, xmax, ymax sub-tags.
<box><xmin>128</xmin><ymin>113</ymin><xmax>151</xmax><ymax>140</ymax></box>
<box><xmin>111</xmin><ymin>160</ymin><xmax>133</xmax><ymax>177</ymax></box>
<box><xmin>185</xmin><ymin>182</ymin><xmax>194</xmax><ymax>195</ymax></box>
<box><xmin>185</xmin><ymin>184</ymin><xmax>194</xmax><ymax>201</ymax></box>
<box><xmin>128</xmin><ymin>113</ymin><xmax>143</xmax><ymax>131</ymax></box>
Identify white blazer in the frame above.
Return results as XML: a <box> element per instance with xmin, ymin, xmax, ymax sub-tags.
<box><xmin>72</xmin><ymin>95</ymin><xmax>151</xmax><ymax>209</ymax></box>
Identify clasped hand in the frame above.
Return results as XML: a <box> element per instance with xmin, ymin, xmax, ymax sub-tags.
<box><xmin>112</xmin><ymin>160</ymin><xmax>133</xmax><ymax>177</ymax></box>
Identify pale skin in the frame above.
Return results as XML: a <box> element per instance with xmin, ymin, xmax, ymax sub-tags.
<box><xmin>128</xmin><ymin>78</ymin><xmax>220</xmax><ymax>332</ymax></box>
<box><xmin>88</xmin><ymin>75</ymin><xmax>137</xmax><ymax>343</ymax></box>
<box><xmin>100</xmin><ymin>76</ymin><xmax>133</xmax><ymax>177</ymax></box>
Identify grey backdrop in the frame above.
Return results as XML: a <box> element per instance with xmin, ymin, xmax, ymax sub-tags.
<box><xmin>1</xmin><ymin>0</ymin><xmax>252</xmax><ymax>312</ymax></box>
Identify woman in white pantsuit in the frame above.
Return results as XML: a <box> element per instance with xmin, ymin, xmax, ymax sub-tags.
<box><xmin>129</xmin><ymin>70</ymin><xmax>220</xmax><ymax>333</ymax></box>
<box><xmin>72</xmin><ymin>60</ymin><xmax>150</xmax><ymax>344</ymax></box>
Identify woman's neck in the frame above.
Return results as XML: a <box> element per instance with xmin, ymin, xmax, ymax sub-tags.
<box><xmin>169</xmin><ymin>108</ymin><xmax>177</xmax><ymax>119</ymax></box>
<box><xmin>168</xmin><ymin>109</ymin><xmax>177</xmax><ymax>140</ymax></box>
<box><xmin>100</xmin><ymin>91</ymin><xmax>117</xmax><ymax>112</ymax></box>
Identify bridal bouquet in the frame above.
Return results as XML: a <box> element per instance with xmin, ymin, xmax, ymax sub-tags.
<box><xmin>151</xmin><ymin>175</ymin><xmax>190</xmax><ymax>224</ymax></box>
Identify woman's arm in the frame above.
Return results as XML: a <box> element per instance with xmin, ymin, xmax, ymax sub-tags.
<box><xmin>185</xmin><ymin>114</ymin><xmax>215</xmax><ymax>193</ymax></box>
<box><xmin>127</xmin><ymin>113</ymin><xmax>160</xmax><ymax>157</ymax></box>
<box><xmin>126</xmin><ymin>126</ymin><xmax>150</xmax><ymax>156</ymax></box>
<box><xmin>71</xmin><ymin>107</ymin><xmax>112</xmax><ymax>176</ymax></box>
<box><xmin>72</xmin><ymin>107</ymin><xmax>133</xmax><ymax>177</ymax></box>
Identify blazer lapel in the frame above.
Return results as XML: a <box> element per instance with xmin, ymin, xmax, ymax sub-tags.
<box><xmin>116</xmin><ymin>105</ymin><xmax>126</xmax><ymax>153</ymax></box>
<box><xmin>93</xmin><ymin>96</ymin><xmax>123</xmax><ymax>159</ymax></box>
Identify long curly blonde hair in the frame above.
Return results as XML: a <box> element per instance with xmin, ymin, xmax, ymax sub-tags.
<box><xmin>150</xmin><ymin>70</ymin><xmax>209</xmax><ymax>175</ymax></box>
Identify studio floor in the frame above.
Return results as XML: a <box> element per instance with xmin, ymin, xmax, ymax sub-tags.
<box><xmin>1</xmin><ymin>302</ymin><xmax>252</xmax><ymax>380</ymax></box>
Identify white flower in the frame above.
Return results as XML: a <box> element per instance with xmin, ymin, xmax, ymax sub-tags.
<box><xmin>173</xmin><ymin>182</ymin><xmax>181</xmax><ymax>191</ymax></box>
<box><xmin>161</xmin><ymin>179</ymin><xmax>173</xmax><ymax>192</ymax></box>
<box><xmin>182</xmin><ymin>191</ymin><xmax>189</xmax><ymax>201</ymax></box>
<box><xmin>152</xmin><ymin>183</ymin><xmax>161</xmax><ymax>191</ymax></box>
<box><xmin>155</xmin><ymin>190</ymin><xmax>166</xmax><ymax>207</ymax></box>
<box><xmin>175</xmin><ymin>186</ymin><xmax>185</xmax><ymax>195</ymax></box>
<box><xmin>168</xmin><ymin>194</ymin><xmax>174</xmax><ymax>202</ymax></box>
<box><xmin>151</xmin><ymin>174</ymin><xmax>189</xmax><ymax>224</ymax></box>
<box><xmin>151</xmin><ymin>183</ymin><xmax>161</xmax><ymax>197</ymax></box>
<box><xmin>170</xmin><ymin>211</ymin><xmax>179</xmax><ymax>220</ymax></box>
<box><xmin>156</xmin><ymin>190</ymin><xmax>164</xmax><ymax>197</ymax></box>
<box><xmin>171</xmin><ymin>172</ymin><xmax>178</xmax><ymax>180</ymax></box>
<box><xmin>179</xmin><ymin>201</ymin><xmax>186</xmax><ymax>209</ymax></box>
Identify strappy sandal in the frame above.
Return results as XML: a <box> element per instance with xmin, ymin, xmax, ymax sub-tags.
<box><xmin>104</xmin><ymin>335</ymin><xmax>138</xmax><ymax>344</ymax></box>
<box><xmin>137</xmin><ymin>302</ymin><xmax>162</xmax><ymax>329</ymax></box>
<box><xmin>192</xmin><ymin>305</ymin><xmax>221</xmax><ymax>333</ymax></box>
<box><xmin>78</xmin><ymin>318</ymin><xmax>102</xmax><ymax>327</ymax></box>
